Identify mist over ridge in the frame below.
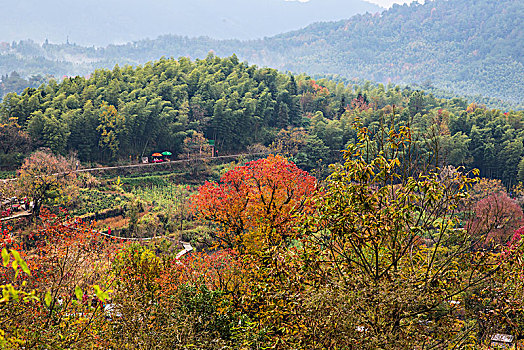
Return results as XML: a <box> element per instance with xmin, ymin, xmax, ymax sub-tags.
<box><xmin>0</xmin><ymin>0</ymin><xmax>521</xmax><ymax>107</ymax></box>
<box><xmin>0</xmin><ymin>0</ymin><xmax>382</xmax><ymax>46</ymax></box>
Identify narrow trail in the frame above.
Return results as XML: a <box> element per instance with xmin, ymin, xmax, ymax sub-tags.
<box><xmin>0</xmin><ymin>152</ymin><xmax>267</xmax><ymax>183</ymax></box>
<box><xmin>74</xmin><ymin>152</ymin><xmax>267</xmax><ymax>174</ymax></box>
<box><xmin>95</xmin><ymin>229</ymin><xmax>178</xmax><ymax>242</ymax></box>
<box><xmin>80</xmin><ymin>226</ymin><xmax>194</xmax><ymax>259</ymax></box>
<box><xmin>0</xmin><ymin>211</ymin><xmax>32</xmax><ymax>222</ymax></box>
<box><xmin>94</xmin><ymin>226</ymin><xmax>194</xmax><ymax>255</ymax></box>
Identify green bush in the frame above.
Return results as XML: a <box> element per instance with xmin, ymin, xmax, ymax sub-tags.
<box><xmin>71</xmin><ymin>189</ymin><xmax>130</xmax><ymax>216</ymax></box>
<box><xmin>0</xmin><ymin>153</ymin><xmax>25</xmax><ymax>171</ymax></box>
<box><xmin>0</xmin><ymin>170</ymin><xmax>16</xmax><ymax>179</ymax></box>
<box><xmin>120</xmin><ymin>175</ymin><xmax>168</xmax><ymax>188</ymax></box>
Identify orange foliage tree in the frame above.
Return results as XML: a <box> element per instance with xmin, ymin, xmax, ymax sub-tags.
<box><xmin>191</xmin><ymin>154</ymin><xmax>317</xmax><ymax>253</ymax></box>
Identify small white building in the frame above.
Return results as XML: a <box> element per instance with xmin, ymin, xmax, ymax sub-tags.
<box><xmin>490</xmin><ymin>333</ymin><xmax>515</xmax><ymax>349</ymax></box>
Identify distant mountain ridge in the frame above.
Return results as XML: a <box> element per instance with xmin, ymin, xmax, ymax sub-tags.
<box><xmin>0</xmin><ymin>0</ymin><xmax>382</xmax><ymax>45</ymax></box>
<box><xmin>0</xmin><ymin>0</ymin><xmax>522</xmax><ymax>105</ymax></box>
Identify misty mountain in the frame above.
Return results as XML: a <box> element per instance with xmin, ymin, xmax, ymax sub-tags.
<box><xmin>1</xmin><ymin>0</ymin><xmax>522</xmax><ymax>105</ymax></box>
<box><xmin>0</xmin><ymin>0</ymin><xmax>382</xmax><ymax>45</ymax></box>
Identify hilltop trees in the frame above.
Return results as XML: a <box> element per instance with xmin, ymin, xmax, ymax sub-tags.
<box><xmin>3</xmin><ymin>0</ymin><xmax>523</xmax><ymax>104</ymax></box>
<box><xmin>0</xmin><ymin>57</ymin><xmax>305</xmax><ymax>164</ymax></box>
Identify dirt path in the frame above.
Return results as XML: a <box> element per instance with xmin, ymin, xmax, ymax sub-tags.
<box><xmin>1</xmin><ymin>152</ymin><xmax>267</xmax><ymax>183</ymax></box>
<box><xmin>0</xmin><ymin>211</ymin><xmax>32</xmax><ymax>222</ymax></box>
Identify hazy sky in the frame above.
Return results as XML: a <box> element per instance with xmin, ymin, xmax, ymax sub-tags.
<box><xmin>285</xmin><ymin>0</ymin><xmax>425</xmax><ymax>8</ymax></box>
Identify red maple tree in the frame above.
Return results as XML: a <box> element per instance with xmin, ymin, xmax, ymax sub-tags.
<box><xmin>191</xmin><ymin>155</ymin><xmax>317</xmax><ymax>253</ymax></box>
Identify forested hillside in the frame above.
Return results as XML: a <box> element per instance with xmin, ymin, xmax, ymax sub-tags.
<box><xmin>1</xmin><ymin>0</ymin><xmax>522</xmax><ymax>105</ymax></box>
<box><xmin>257</xmin><ymin>0</ymin><xmax>523</xmax><ymax>103</ymax></box>
<box><xmin>1</xmin><ymin>55</ymin><xmax>524</xmax><ymax>186</ymax></box>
